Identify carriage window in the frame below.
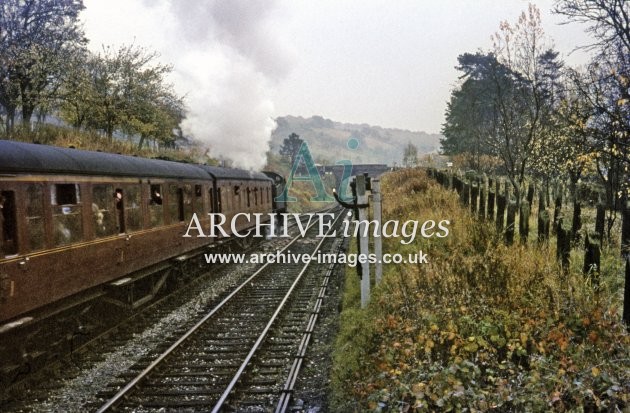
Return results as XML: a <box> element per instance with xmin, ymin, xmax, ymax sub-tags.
<box><xmin>1</xmin><ymin>191</ymin><xmax>18</xmax><ymax>256</ymax></box>
<box><xmin>246</xmin><ymin>187</ymin><xmax>251</xmax><ymax>208</ymax></box>
<box><xmin>149</xmin><ymin>184</ymin><xmax>164</xmax><ymax>227</ymax></box>
<box><xmin>183</xmin><ymin>184</ymin><xmax>193</xmax><ymax>221</ymax></box>
<box><xmin>125</xmin><ymin>185</ymin><xmax>142</xmax><ymax>232</ymax></box>
<box><xmin>168</xmin><ymin>184</ymin><xmax>184</xmax><ymax>222</ymax></box>
<box><xmin>208</xmin><ymin>188</ymin><xmax>214</xmax><ymax>213</ymax></box>
<box><xmin>233</xmin><ymin>185</ymin><xmax>240</xmax><ymax>210</ymax></box>
<box><xmin>92</xmin><ymin>185</ymin><xmax>117</xmax><ymax>238</ymax></box>
<box><xmin>254</xmin><ymin>187</ymin><xmax>259</xmax><ymax>206</ymax></box>
<box><xmin>194</xmin><ymin>184</ymin><xmax>202</xmax><ymax>213</ymax></box>
<box><xmin>52</xmin><ymin>184</ymin><xmax>83</xmax><ymax>246</ymax></box>
<box><xmin>25</xmin><ymin>185</ymin><xmax>45</xmax><ymax>252</ymax></box>
<box><xmin>52</xmin><ymin>184</ymin><xmax>79</xmax><ymax>205</ymax></box>
<box><xmin>217</xmin><ymin>187</ymin><xmax>222</xmax><ymax>213</ymax></box>
<box><xmin>222</xmin><ymin>186</ymin><xmax>230</xmax><ymax>212</ymax></box>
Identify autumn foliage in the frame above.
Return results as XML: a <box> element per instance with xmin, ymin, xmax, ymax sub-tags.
<box><xmin>331</xmin><ymin>169</ymin><xmax>629</xmax><ymax>411</ymax></box>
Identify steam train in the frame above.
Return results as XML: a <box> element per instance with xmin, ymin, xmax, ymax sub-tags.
<box><xmin>0</xmin><ymin>140</ymin><xmax>287</xmax><ymax>335</ymax></box>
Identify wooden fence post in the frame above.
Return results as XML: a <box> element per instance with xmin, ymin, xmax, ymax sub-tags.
<box><xmin>372</xmin><ymin>179</ymin><xmax>383</xmax><ymax>285</ymax></box>
<box><xmin>572</xmin><ymin>200</ymin><xmax>582</xmax><ymax>242</ymax></box>
<box><xmin>462</xmin><ymin>181</ymin><xmax>470</xmax><ymax>207</ymax></box>
<box><xmin>527</xmin><ymin>182</ymin><xmax>535</xmax><ymax>208</ymax></box>
<box><xmin>470</xmin><ymin>182</ymin><xmax>479</xmax><ymax>214</ymax></box>
<box><xmin>538</xmin><ymin>194</ymin><xmax>549</xmax><ymax>244</ymax></box>
<box><xmin>496</xmin><ymin>190</ymin><xmax>506</xmax><ymax>232</ymax></box>
<box><xmin>557</xmin><ymin>218</ymin><xmax>571</xmax><ymax>271</ymax></box>
<box><xmin>506</xmin><ymin>199</ymin><xmax>517</xmax><ymax>245</ymax></box>
<box><xmin>356</xmin><ymin>175</ymin><xmax>370</xmax><ymax>309</ymax></box>
<box><xmin>595</xmin><ymin>202</ymin><xmax>605</xmax><ymax>247</ymax></box>
<box><xmin>622</xmin><ymin>197</ymin><xmax>630</xmax><ymax>258</ymax></box>
<box><xmin>487</xmin><ymin>177</ymin><xmax>495</xmax><ymax>221</ymax></box>
<box><xmin>456</xmin><ymin>176</ymin><xmax>463</xmax><ymax>195</ymax></box>
<box><xmin>624</xmin><ymin>256</ymin><xmax>630</xmax><ymax>327</ymax></box>
<box><xmin>622</xmin><ymin>198</ymin><xmax>629</xmax><ymax>326</ymax></box>
<box><xmin>583</xmin><ymin>231</ymin><xmax>601</xmax><ymax>287</ymax></box>
<box><xmin>519</xmin><ymin>201</ymin><xmax>530</xmax><ymax>244</ymax></box>
<box><xmin>479</xmin><ymin>175</ymin><xmax>487</xmax><ymax>219</ymax></box>
<box><xmin>553</xmin><ymin>190</ymin><xmax>562</xmax><ymax>235</ymax></box>
<box><xmin>487</xmin><ymin>190</ymin><xmax>495</xmax><ymax>221</ymax></box>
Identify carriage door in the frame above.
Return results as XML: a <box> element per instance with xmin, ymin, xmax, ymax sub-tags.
<box><xmin>1</xmin><ymin>190</ymin><xmax>18</xmax><ymax>256</ymax></box>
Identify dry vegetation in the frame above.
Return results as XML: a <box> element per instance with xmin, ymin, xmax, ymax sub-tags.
<box><xmin>5</xmin><ymin>124</ymin><xmax>210</xmax><ymax>163</ymax></box>
<box><xmin>331</xmin><ymin>168</ymin><xmax>629</xmax><ymax>411</ymax></box>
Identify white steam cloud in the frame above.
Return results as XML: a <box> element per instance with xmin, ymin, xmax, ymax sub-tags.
<box><xmin>83</xmin><ymin>0</ymin><xmax>291</xmax><ymax>170</ymax></box>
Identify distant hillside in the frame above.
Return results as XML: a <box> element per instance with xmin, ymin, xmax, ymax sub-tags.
<box><xmin>270</xmin><ymin>115</ymin><xmax>442</xmax><ymax>166</ymax></box>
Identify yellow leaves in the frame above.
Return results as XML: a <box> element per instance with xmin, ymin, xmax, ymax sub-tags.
<box><xmin>463</xmin><ymin>341</ymin><xmax>479</xmax><ymax>353</ymax></box>
<box><xmin>591</xmin><ymin>367</ymin><xmax>601</xmax><ymax>377</ymax></box>
<box><xmin>411</xmin><ymin>382</ymin><xmax>426</xmax><ymax>395</ymax></box>
<box><xmin>520</xmin><ymin>332</ymin><xmax>528</xmax><ymax>346</ymax></box>
<box><xmin>386</xmin><ymin>314</ymin><xmax>398</xmax><ymax>329</ymax></box>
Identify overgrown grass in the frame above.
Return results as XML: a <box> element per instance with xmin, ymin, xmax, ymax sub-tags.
<box><xmin>331</xmin><ymin>169</ymin><xmax>629</xmax><ymax>412</ymax></box>
<box><xmin>3</xmin><ymin>124</ymin><xmax>210</xmax><ymax>163</ymax></box>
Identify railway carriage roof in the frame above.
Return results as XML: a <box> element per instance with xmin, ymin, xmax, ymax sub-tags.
<box><xmin>196</xmin><ymin>165</ymin><xmax>271</xmax><ymax>182</ymax></box>
<box><xmin>0</xmin><ymin>140</ymin><xmax>209</xmax><ymax>180</ymax></box>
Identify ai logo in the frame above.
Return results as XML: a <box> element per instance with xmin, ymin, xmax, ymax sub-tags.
<box><xmin>276</xmin><ymin>138</ymin><xmax>359</xmax><ymax>203</ymax></box>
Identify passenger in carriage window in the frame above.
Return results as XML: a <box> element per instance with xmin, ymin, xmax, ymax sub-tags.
<box><xmin>150</xmin><ymin>185</ymin><xmax>163</xmax><ymax>205</ymax></box>
<box><xmin>114</xmin><ymin>188</ymin><xmax>125</xmax><ymax>233</ymax></box>
<box><xmin>114</xmin><ymin>189</ymin><xmax>123</xmax><ymax>208</ymax></box>
<box><xmin>92</xmin><ymin>203</ymin><xmax>106</xmax><ymax>235</ymax></box>
<box><xmin>148</xmin><ymin>184</ymin><xmax>164</xmax><ymax>227</ymax></box>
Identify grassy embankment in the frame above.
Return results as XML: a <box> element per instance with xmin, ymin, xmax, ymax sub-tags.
<box><xmin>331</xmin><ymin>168</ymin><xmax>629</xmax><ymax>411</ymax></box>
<box><xmin>3</xmin><ymin>124</ymin><xmax>210</xmax><ymax>162</ymax></box>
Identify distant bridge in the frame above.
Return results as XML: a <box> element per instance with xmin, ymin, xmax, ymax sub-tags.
<box><xmin>317</xmin><ymin>164</ymin><xmax>391</xmax><ymax>188</ymax></box>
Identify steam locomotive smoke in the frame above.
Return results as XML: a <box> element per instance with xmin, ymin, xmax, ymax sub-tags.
<box><xmin>84</xmin><ymin>0</ymin><xmax>289</xmax><ymax>169</ymax></box>
<box><xmin>162</xmin><ymin>0</ymin><xmax>290</xmax><ymax>170</ymax></box>
<box><xmin>148</xmin><ymin>0</ymin><xmax>289</xmax><ymax>170</ymax></box>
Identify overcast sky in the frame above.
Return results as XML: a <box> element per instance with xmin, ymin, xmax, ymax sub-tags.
<box><xmin>81</xmin><ymin>0</ymin><xmax>594</xmax><ymax>168</ymax></box>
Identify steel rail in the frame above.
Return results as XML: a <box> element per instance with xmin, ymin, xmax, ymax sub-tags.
<box><xmin>274</xmin><ymin>236</ymin><xmax>344</xmax><ymax>413</ymax></box>
<box><xmin>210</xmin><ymin>210</ymin><xmax>344</xmax><ymax>413</ymax></box>
<box><xmin>95</xmin><ymin>210</ymin><xmax>335</xmax><ymax>413</ymax></box>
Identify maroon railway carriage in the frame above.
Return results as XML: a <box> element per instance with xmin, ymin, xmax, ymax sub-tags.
<box><xmin>0</xmin><ymin>140</ymin><xmax>274</xmax><ymax>331</ymax></box>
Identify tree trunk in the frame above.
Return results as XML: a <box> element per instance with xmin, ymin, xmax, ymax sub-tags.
<box><xmin>138</xmin><ymin>134</ymin><xmax>147</xmax><ymax>150</ymax></box>
<box><xmin>5</xmin><ymin>107</ymin><xmax>15</xmax><ymax>135</ymax></box>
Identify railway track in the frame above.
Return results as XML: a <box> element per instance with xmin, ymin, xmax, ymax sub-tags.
<box><xmin>91</xmin><ymin>209</ymin><xmax>344</xmax><ymax>412</ymax></box>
